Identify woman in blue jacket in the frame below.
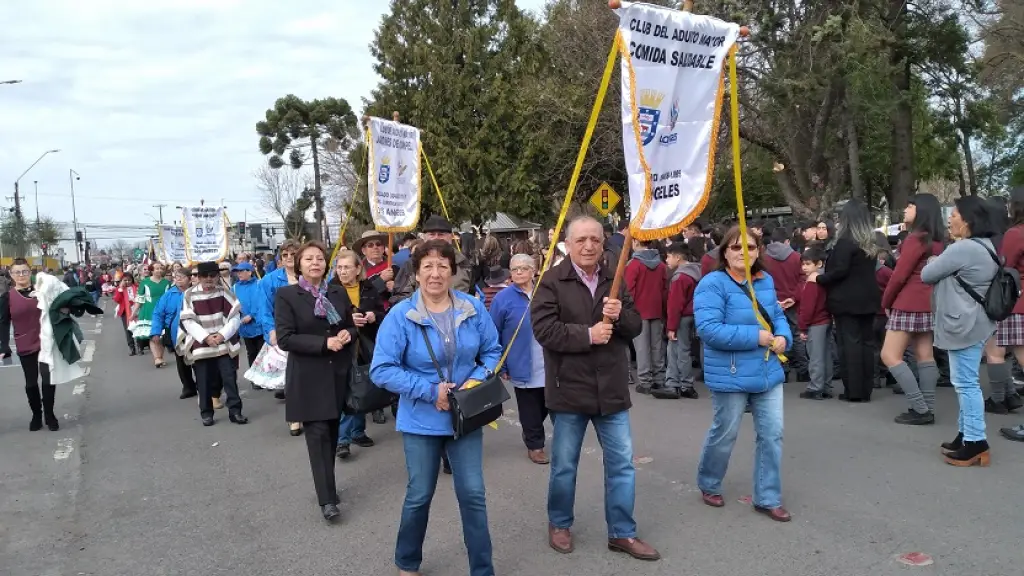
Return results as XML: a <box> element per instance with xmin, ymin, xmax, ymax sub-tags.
<box><xmin>694</xmin><ymin>225</ymin><xmax>792</xmax><ymax>522</ymax></box>
<box><xmin>256</xmin><ymin>239</ymin><xmax>301</xmax><ymax>435</ymax></box>
<box><xmin>150</xmin><ymin>267</ymin><xmax>195</xmax><ymax>399</ymax></box>
<box><xmin>370</xmin><ymin>240</ymin><xmax>502</xmax><ymax>576</ymax></box>
<box><xmin>231</xmin><ymin>261</ymin><xmax>264</xmax><ymax>367</ymax></box>
<box><xmin>489</xmin><ymin>253</ymin><xmax>549</xmax><ymax>464</ymax></box>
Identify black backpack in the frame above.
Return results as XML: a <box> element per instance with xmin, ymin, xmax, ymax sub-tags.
<box><xmin>954</xmin><ymin>238</ymin><xmax>1021</xmax><ymax>322</ymax></box>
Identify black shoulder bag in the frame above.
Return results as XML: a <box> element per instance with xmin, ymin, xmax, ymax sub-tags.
<box><xmin>418</xmin><ymin>325</ymin><xmax>510</xmax><ymax>439</ymax></box>
<box><xmin>344</xmin><ymin>330</ymin><xmax>397</xmax><ymax>415</ymax></box>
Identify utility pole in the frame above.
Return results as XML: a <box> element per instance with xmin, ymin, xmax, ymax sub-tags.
<box><xmin>153</xmin><ymin>203</ymin><xmax>165</xmax><ymax>224</ymax></box>
<box><xmin>70</xmin><ymin>169</ymin><xmax>81</xmax><ymax>262</ymax></box>
<box><xmin>33</xmin><ymin>180</ymin><xmax>40</xmax><ymax>224</ymax></box>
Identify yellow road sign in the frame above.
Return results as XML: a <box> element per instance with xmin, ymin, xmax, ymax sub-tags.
<box><xmin>589</xmin><ymin>182</ymin><xmax>620</xmax><ymax>217</ymax></box>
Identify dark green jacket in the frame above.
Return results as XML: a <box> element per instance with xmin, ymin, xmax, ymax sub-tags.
<box><xmin>50</xmin><ymin>287</ymin><xmax>104</xmax><ymax>364</ymax></box>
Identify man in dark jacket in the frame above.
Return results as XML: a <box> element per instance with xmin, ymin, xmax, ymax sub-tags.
<box><xmin>762</xmin><ymin>227</ymin><xmax>808</xmax><ymax>380</ymax></box>
<box><xmin>531</xmin><ymin>216</ymin><xmax>659</xmax><ymax>562</ymax></box>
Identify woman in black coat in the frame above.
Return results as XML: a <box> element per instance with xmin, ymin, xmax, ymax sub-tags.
<box><xmin>806</xmin><ymin>200</ymin><xmax>881</xmax><ymax>402</ymax></box>
<box><xmin>275</xmin><ymin>240</ymin><xmax>356</xmax><ymax>523</ymax></box>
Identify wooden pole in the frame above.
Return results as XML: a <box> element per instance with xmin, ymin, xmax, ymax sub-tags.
<box><xmin>604</xmin><ymin>228</ymin><xmax>632</xmax><ymax>323</ymax></box>
<box><xmin>387</xmin><ymin>232</ymin><xmax>393</xmax><ymax>269</ymax></box>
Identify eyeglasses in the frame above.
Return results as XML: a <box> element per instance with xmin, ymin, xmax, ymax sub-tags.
<box><xmin>11</xmin><ymin>270</ymin><xmax>30</xmax><ymax>276</ymax></box>
<box><xmin>728</xmin><ymin>244</ymin><xmax>758</xmax><ymax>252</ymax></box>
<box><xmin>364</xmin><ymin>241</ymin><xmax>383</xmax><ymax>248</ymax></box>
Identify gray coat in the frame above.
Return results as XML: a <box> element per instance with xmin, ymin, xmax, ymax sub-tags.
<box><xmin>921</xmin><ymin>238</ymin><xmax>998</xmax><ymax>351</ymax></box>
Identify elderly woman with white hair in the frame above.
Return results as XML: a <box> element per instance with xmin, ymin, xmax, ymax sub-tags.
<box><xmin>489</xmin><ymin>252</ymin><xmax>551</xmax><ymax>464</ymax></box>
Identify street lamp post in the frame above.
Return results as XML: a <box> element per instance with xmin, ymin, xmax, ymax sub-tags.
<box><xmin>70</xmin><ymin>169</ymin><xmax>81</xmax><ymax>262</ymax></box>
<box><xmin>13</xmin><ymin>149</ymin><xmax>60</xmax><ymax>256</ymax></box>
<box><xmin>34</xmin><ymin>180</ymin><xmax>40</xmax><ymax>223</ymax></box>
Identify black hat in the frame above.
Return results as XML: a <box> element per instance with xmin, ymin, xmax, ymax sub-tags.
<box><xmin>422</xmin><ymin>214</ymin><xmax>453</xmax><ymax>233</ymax></box>
<box><xmin>484</xmin><ymin>266</ymin><xmax>511</xmax><ymax>286</ymax></box>
<box><xmin>196</xmin><ymin>261</ymin><xmax>219</xmax><ymax>276</ymax></box>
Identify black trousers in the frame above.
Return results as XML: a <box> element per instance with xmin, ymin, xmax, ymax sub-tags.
<box><xmin>119</xmin><ymin>315</ymin><xmax>136</xmax><ymax>353</ymax></box>
<box><xmin>303</xmin><ymin>420</ymin><xmax>340</xmax><ymax>506</ymax></box>
<box><xmin>514</xmin><ymin>387</ymin><xmax>548</xmax><ymax>450</ymax></box>
<box><xmin>195</xmin><ymin>355</ymin><xmax>242</xmax><ymax>419</ymax></box>
<box><xmin>20</xmin><ymin>352</ymin><xmax>54</xmax><ymax>417</ymax></box>
<box><xmin>173</xmin><ymin>350</ymin><xmax>197</xmax><ymax>393</ymax></box>
<box><xmin>834</xmin><ymin>314</ymin><xmax>876</xmax><ymax>401</ymax></box>
<box><xmin>242</xmin><ymin>336</ymin><xmax>264</xmax><ymax>367</ymax></box>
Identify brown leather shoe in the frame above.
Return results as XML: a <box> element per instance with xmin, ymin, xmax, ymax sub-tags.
<box><xmin>528</xmin><ymin>449</ymin><xmax>550</xmax><ymax>465</ymax></box>
<box><xmin>754</xmin><ymin>505</ymin><xmax>792</xmax><ymax>522</ymax></box>
<box><xmin>608</xmin><ymin>537</ymin><xmax>660</xmax><ymax>561</ymax></box>
<box><xmin>548</xmin><ymin>525</ymin><xmax>573</xmax><ymax>554</ymax></box>
<box><xmin>701</xmin><ymin>492</ymin><xmax>725</xmax><ymax>507</ymax></box>
<box><xmin>212</xmin><ymin>397</ymin><xmax>224</xmax><ymax>410</ymax></box>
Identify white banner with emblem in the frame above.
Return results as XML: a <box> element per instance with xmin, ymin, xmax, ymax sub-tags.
<box><xmin>180</xmin><ymin>206</ymin><xmax>229</xmax><ymax>263</ymax></box>
<box><xmin>367</xmin><ymin>116</ymin><xmax>421</xmax><ymax>233</ymax></box>
<box><xmin>157</xmin><ymin>224</ymin><xmax>188</xmax><ymax>264</ymax></box>
<box><xmin>615</xmin><ymin>2</ymin><xmax>739</xmax><ymax>240</ymax></box>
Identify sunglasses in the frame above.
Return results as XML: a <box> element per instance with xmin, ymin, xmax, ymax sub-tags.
<box><xmin>728</xmin><ymin>244</ymin><xmax>759</xmax><ymax>252</ymax></box>
<box><xmin>363</xmin><ymin>241</ymin><xmax>384</xmax><ymax>248</ymax></box>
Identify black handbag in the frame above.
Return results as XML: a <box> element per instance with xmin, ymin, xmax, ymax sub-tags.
<box><xmin>418</xmin><ymin>325</ymin><xmax>510</xmax><ymax>439</ymax></box>
<box><xmin>343</xmin><ymin>331</ymin><xmax>397</xmax><ymax>415</ymax></box>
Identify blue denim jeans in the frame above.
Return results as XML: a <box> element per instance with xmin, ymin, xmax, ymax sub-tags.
<box><xmin>337</xmin><ymin>413</ymin><xmax>366</xmax><ymax>444</ymax></box>
<box><xmin>697</xmin><ymin>384</ymin><xmax>784</xmax><ymax>508</ymax></box>
<box><xmin>948</xmin><ymin>341</ymin><xmax>986</xmax><ymax>442</ymax></box>
<box><xmin>396</xmin><ymin>430</ymin><xmax>493</xmax><ymax>576</ymax></box>
<box><xmin>547</xmin><ymin>410</ymin><xmax>637</xmax><ymax>539</ymax></box>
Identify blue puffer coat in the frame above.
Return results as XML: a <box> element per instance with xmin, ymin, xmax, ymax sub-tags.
<box><xmin>694</xmin><ymin>270</ymin><xmax>792</xmax><ymax>394</ymax></box>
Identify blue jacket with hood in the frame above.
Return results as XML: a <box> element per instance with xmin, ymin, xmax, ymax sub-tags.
<box><xmin>232</xmin><ymin>276</ymin><xmax>263</xmax><ymax>339</ymax></box>
<box><xmin>150</xmin><ymin>285</ymin><xmax>184</xmax><ymax>344</ymax></box>
<box><xmin>257</xmin><ymin>267</ymin><xmax>290</xmax><ymax>341</ymax></box>
<box><xmin>694</xmin><ymin>270</ymin><xmax>792</xmax><ymax>393</ymax></box>
<box><xmin>370</xmin><ymin>289</ymin><xmax>503</xmax><ymax>436</ymax></box>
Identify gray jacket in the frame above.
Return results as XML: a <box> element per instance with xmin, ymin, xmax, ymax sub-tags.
<box><xmin>921</xmin><ymin>238</ymin><xmax>998</xmax><ymax>351</ymax></box>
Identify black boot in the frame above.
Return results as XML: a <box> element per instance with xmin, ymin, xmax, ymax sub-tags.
<box><xmin>985</xmin><ymin>397</ymin><xmax>1009</xmax><ymax>415</ymax></box>
<box><xmin>944</xmin><ymin>440</ymin><xmax>990</xmax><ymax>467</ymax></box>
<box><xmin>42</xmin><ymin>384</ymin><xmax>59</xmax><ymax>431</ymax></box>
<box><xmin>894</xmin><ymin>409</ymin><xmax>934</xmax><ymax>425</ymax></box>
<box><xmin>650</xmin><ymin>387</ymin><xmax>681</xmax><ymax>399</ymax></box>
<box><xmin>940</xmin><ymin>432</ymin><xmax>963</xmax><ymax>455</ymax></box>
<box><xmin>26</xmin><ymin>384</ymin><xmax>43</xmax><ymax>432</ymax></box>
<box><xmin>1005</xmin><ymin>394</ymin><xmax>1023</xmax><ymax>413</ymax></box>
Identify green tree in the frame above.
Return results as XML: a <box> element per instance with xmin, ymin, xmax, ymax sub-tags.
<box><xmin>256</xmin><ymin>95</ymin><xmax>360</xmax><ymax>243</ymax></box>
<box><xmin>0</xmin><ymin>211</ymin><xmax>29</xmax><ymax>257</ymax></box>
<box><xmin>31</xmin><ymin>215</ymin><xmax>61</xmax><ymax>256</ymax></box>
<box><xmin>366</xmin><ymin>0</ymin><xmax>549</xmax><ymax>226</ymax></box>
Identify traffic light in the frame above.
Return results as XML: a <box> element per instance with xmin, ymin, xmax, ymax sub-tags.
<box><xmin>75</xmin><ymin>230</ymin><xmax>83</xmax><ymax>243</ymax></box>
<box><xmin>237</xmin><ymin>221</ymin><xmax>246</xmax><ymax>236</ymax></box>
<box><xmin>41</xmin><ymin>243</ymin><xmax>48</xmax><ymax>254</ymax></box>
<box><xmin>85</xmin><ymin>241</ymin><xmax>91</xmax><ymax>250</ymax></box>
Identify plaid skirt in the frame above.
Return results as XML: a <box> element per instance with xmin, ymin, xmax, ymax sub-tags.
<box><xmin>996</xmin><ymin>314</ymin><xmax>1024</xmax><ymax>347</ymax></box>
<box><xmin>885</xmin><ymin>310</ymin><xmax>934</xmax><ymax>333</ymax></box>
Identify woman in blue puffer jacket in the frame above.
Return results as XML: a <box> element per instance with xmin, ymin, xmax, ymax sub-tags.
<box><xmin>693</xmin><ymin>225</ymin><xmax>793</xmax><ymax>522</ymax></box>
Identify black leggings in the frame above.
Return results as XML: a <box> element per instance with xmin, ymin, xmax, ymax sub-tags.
<box><xmin>20</xmin><ymin>351</ymin><xmax>55</xmax><ymax>417</ymax></box>
<box><xmin>834</xmin><ymin>314</ymin><xmax>876</xmax><ymax>401</ymax></box>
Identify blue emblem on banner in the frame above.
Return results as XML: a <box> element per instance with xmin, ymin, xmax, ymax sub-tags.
<box><xmin>637</xmin><ymin>89</ymin><xmax>666</xmax><ymax>147</ymax></box>
<box><xmin>378</xmin><ymin>165</ymin><xmax>390</xmax><ymax>184</ymax></box>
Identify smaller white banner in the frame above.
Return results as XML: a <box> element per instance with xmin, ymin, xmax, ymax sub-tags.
<box><xmin>181</xmin><ymin>206</ymin><xmax>229</xmax><ymax>263</ymax></box>
<box><xmin>157</xmin><ymin>225</ymin><xmax>188</xmax><ymax>264</ymax></box>
<box><xmin>367</xmin><ymin>117</ymin><xmax>421</xmax><ymax>232</ymax></box>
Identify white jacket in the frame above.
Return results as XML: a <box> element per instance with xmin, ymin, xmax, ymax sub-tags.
<box><xmin>34</xmin><ymin>273</ymin><xmax>86</xmax><ymax>385</ymax></box>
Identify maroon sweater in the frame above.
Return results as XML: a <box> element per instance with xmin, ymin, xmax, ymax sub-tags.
<box><xmin>798</xmin><ymin>276</ymin><xmax>830</xmax><ymax>331</ymax></box>
<box><xmin>625</xmin><ymin>252</ymin><xmax>668</xmax><ymax>321</ymax></box>
<box><xmin>666</xmin><ymin>264</ymin><xmax>700</xmax><ymax>332</ymax></box>
<box><xmin>875</xmin><ymin>264</ymin><xmax>893</xmax><ymax>316</ymax></box>
<box><xmin>883</xmin><ymin>233</ymin><xmax>942</xmax><ymax>312</ymax></box>
<box><xmin>1002</xmin><ymin>225</ymin><xmax>1024</xmax><ymax>315</ymax></box>
<box><xmin>10</xmin><ymin>288</ymin><xmax>42</xmax><ymax>356</ymax></box>
<box><xmin>762</xmin><ymin>243</ymin><xmax>804</xmax><ymax>304</ymax></box>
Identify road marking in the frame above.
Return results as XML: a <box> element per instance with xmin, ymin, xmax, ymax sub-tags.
<box><xmin>54</xmin><ymin>438</ymin><xmax>75</xmax><ymax>460</ymax></box>
<box><xmin>80</xmin><ymin>340</ymin><xmax>95</xmax><ymax>363</ymax></box>
<box><xmin>73</xmin><ymin>383</ymin><xmax>86</xmax><ymax>395</ymax></box>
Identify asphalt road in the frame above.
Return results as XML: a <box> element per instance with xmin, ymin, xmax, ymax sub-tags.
<box><xmin>2</xmin><ymin>298</ymin><xmax>1022</xmax><ymax>576</ymax></box>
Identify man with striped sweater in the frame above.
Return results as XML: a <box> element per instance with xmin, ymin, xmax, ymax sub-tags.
<box><xmin>180</xmin><ymin>261</ymin><xmax>249</xmax><ymax>427</ymax></box>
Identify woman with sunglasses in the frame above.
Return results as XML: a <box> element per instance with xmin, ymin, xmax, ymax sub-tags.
<box><xmin>694</xmin><ymin>225</ymin><xmax>792</xmax><ymax>522</ymax></box>
<box><xmin>257</xmin><ymin>240</ymin><xmax>303</xmax><ymax>435</ymax></box>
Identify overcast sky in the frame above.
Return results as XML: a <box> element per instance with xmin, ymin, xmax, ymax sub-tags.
<box><xmin>1</xmin><ymin>0</ymin><xmax>547</xmax><ymax>249</ymax></box>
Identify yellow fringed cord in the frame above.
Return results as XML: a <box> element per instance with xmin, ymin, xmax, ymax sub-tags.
<box><xmin>728</xmin><ymin>48</ymin><xmax>786</xmax><ymax>363</ymax></box>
